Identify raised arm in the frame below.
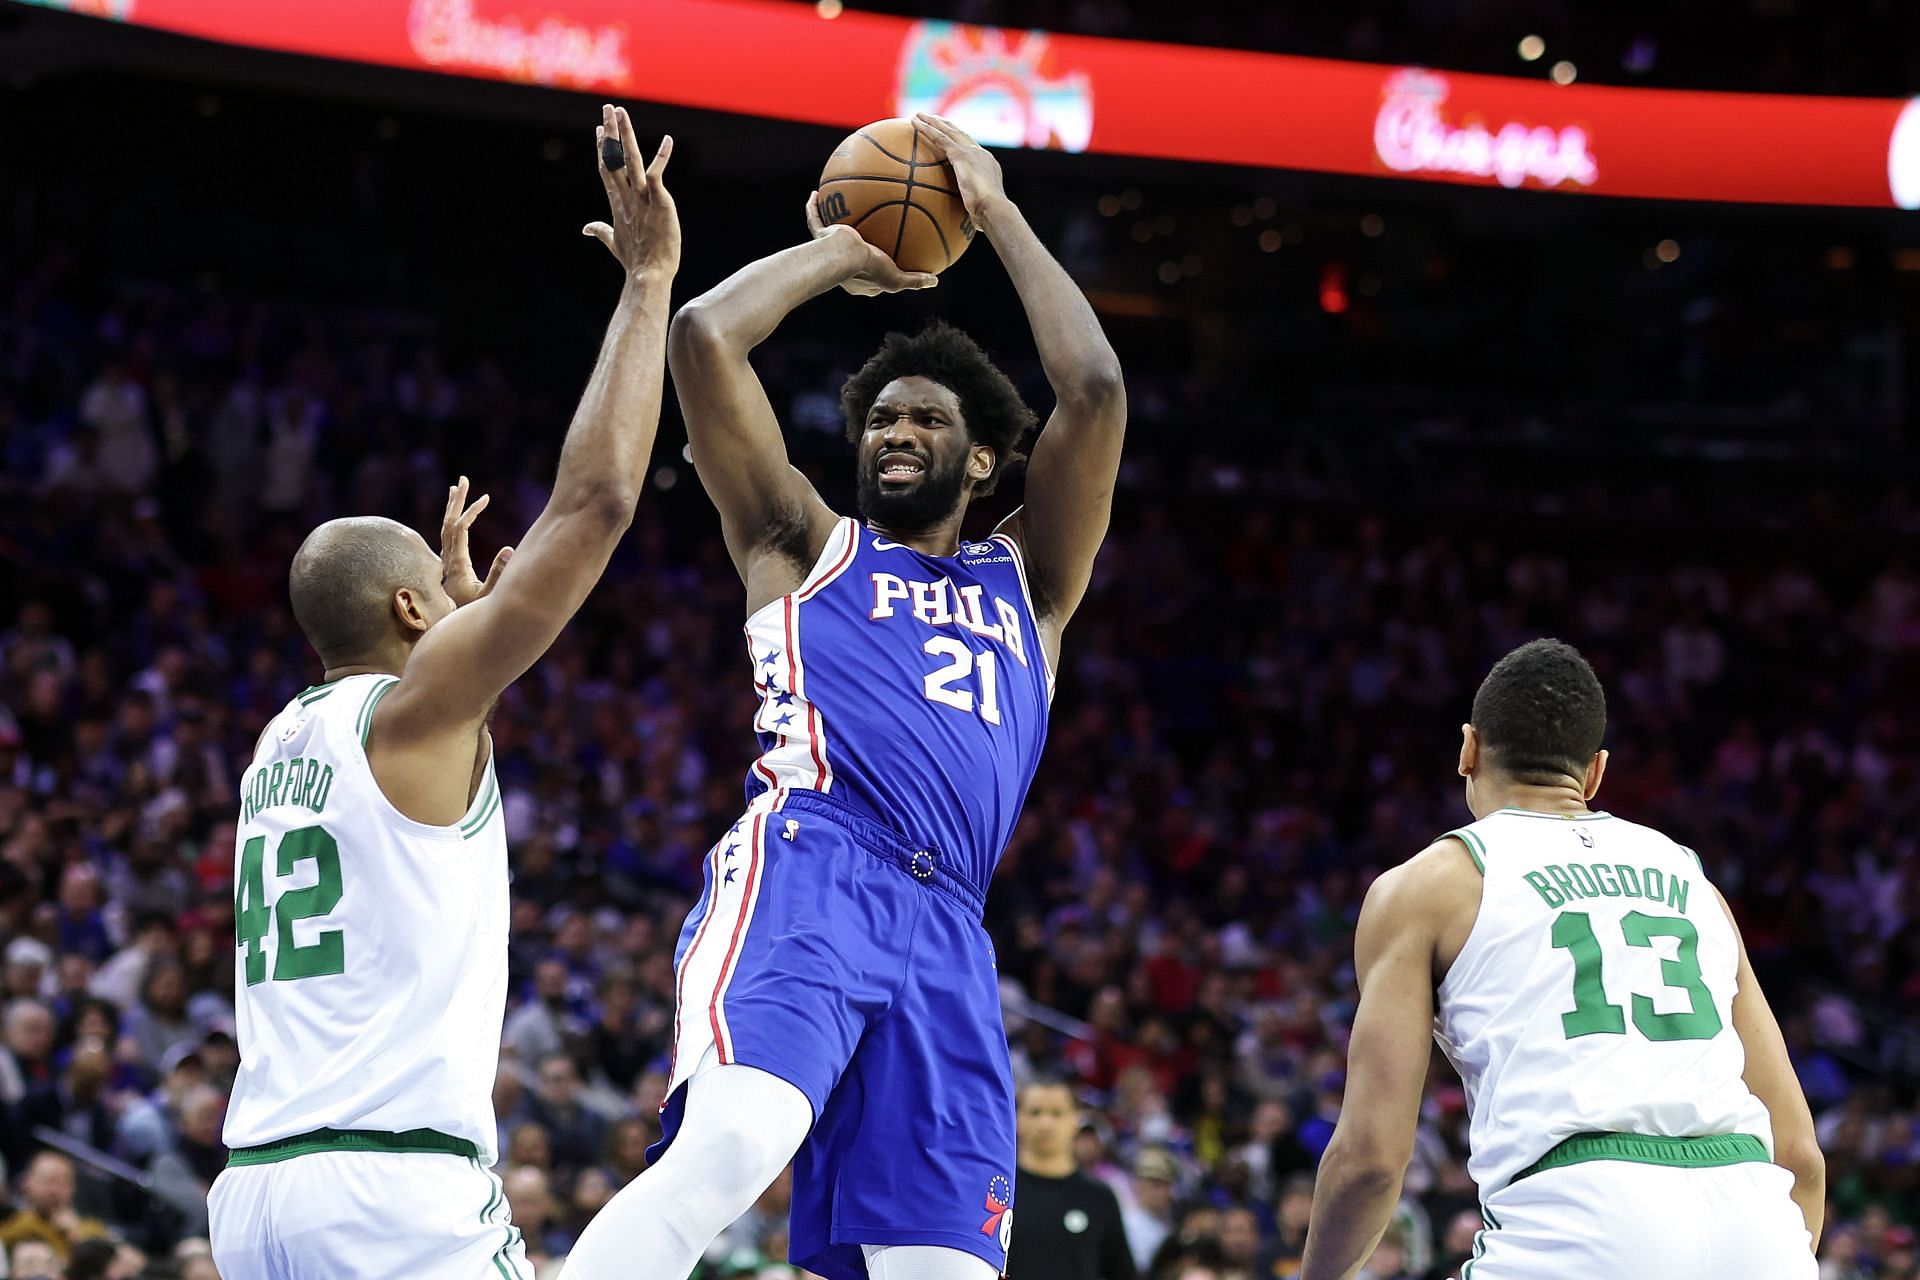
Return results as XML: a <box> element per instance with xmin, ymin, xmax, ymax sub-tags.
<box><xmin>669</xmin><ymin>204</ymin><xmax>935</xmax><ymax>599</ymax></box>
<box><xmin>1718</xmin><ymin>888</ymin><xmax>1824</xmax><ymax>1250</ymax></box>
<box><xmin>372</xmin><ymin>106</ymin><xmax>677</xmax><ymax>803</ymax></box>
<box><xmin>915</xmin><ymin>114</ymin><xmax>1126</xmax><ymax>630</ymax></box>
<box><xmin>1300</xmin><ymin>861</ymin><xmax>1439</xmax><ymax>1280</ymax></box>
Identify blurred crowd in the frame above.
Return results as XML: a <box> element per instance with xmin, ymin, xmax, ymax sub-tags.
<box><xmin>1</xmin><ymin>228</ymin><xmax>1918</xmax><ymax>1280</ymax></box>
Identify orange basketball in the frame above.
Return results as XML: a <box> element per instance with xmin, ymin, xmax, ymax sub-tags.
<box><xmin>818</xmin><ymin>117</ymin><xmax>974</xmax><ymax>275</ymax></box>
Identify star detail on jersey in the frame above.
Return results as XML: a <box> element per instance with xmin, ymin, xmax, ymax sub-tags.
<box><xmin>772</xmin><ymin>712</ymin><xmax>795</xmax><ymax>729</ymax></box>
<box><xmin>759</xmin><ymin>649</ymin><xmax>781</xmax><ymax>671</ymax></box>
<box><xmin>770</xmin><ymin>689</ymin><xmax>796</xmax><ymax>708</ymax></box>
<box><xmin>723</xmin><ymin>867</ymin><xmax>737</xmax><ymax>885</ymax></box>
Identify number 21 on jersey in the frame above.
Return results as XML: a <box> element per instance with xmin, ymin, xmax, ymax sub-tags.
<box><xmin>922</xmin><ymin>637</ymin><xmax>1001</xmax><ymax>724</ymax></box>
<box><xmin>236</xmin><ymin>824</ymin><xmax>345</xmax><ymax>985</ymax></box>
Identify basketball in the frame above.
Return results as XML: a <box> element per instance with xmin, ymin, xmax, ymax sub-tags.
<box><xmin>818</xmin><ymin>117</ymin><xmax>974</xmax><ymax>275</ymax></box>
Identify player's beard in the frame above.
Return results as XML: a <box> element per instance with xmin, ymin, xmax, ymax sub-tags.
<box><xmin>856</xmin><ymin>448</ymin><xmax>969</xmax><ymax>530</ymax></box>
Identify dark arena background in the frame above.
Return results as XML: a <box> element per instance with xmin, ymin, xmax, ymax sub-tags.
<box><xmin>2</xmin><ymin>2</ymin><xmax>1919</xmax><ymax>1278</ymax></box>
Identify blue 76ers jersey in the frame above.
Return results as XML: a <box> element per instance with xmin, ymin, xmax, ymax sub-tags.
<box><xmin>744</xmin><ymin>517</ymin><xmax>1053</xmax><ymax>892</ymax></box>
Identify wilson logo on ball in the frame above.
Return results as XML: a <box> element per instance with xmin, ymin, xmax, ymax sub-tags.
<box><xmin>819</xmin><ymin>190</ymin><xmax>851</xmax><ymax>223</ymax></box>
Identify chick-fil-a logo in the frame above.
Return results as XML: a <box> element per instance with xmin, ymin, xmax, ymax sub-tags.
<box><xmin>895</xmin><ymin>21</ymin><xmax>1094</xmax><ymax>153</ymax></box>
<box><xmin>407</xmin><ymin>0</ymin><xmax>629</xmax><ymax>89</ymax></box>
<box><xmin>1374</xmin><ymin>68</ymin><xmax>1597</xmax><ymax>190</ymax></box>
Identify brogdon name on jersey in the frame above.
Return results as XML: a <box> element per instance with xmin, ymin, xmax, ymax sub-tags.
<box><xmin>224</xmin><ymin>672</ymin><xmax>509</xmax><ymax>1160</ymax></box>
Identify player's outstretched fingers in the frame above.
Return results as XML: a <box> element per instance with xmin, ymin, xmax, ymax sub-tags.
<box><xmin>645</xmin><ymin>133</ymin><xmax>673</xmax><ymax>187</ymax></box>
<box><xmin>583</xmin><ymin>221</ymin><xmax>616</xmax><ymax>253</ymax></box>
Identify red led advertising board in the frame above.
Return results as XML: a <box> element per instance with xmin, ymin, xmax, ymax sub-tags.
<box><xmin>25</xmin><ymin>0</ymin><xmax>1920</xmax><ymax>208</ymax></box>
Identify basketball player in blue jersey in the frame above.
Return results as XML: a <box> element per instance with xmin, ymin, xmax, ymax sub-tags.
<box><xmin>561</xmin><ymin>114</ymin><xmax>1124</xmax><ymax>1280</ymax></box>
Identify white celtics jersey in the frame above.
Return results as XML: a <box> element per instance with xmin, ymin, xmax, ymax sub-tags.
<box><xmin>1434</xmin><ymin>808</ymin><xmax>1773</xmax><ymax>1193</ymax></box>
<box><xmin>224</xmin><ymin>673</ymin><xmax>509</xmax><ymax>1159</ymax></box>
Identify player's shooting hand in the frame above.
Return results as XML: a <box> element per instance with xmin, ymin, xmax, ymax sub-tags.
<box><xmin>912</xmin><ymin>113</ymin><xmax>1009</xmax><ymax>235</ymax></box>
<box><xmin>805</xmin><ymin>192</ymin><xmax>939</xmax><ymax>296</ymax></box>
<box><xmin>440</xmin><ymin>476</ymin><xmax>513</xmax><ymax>608</ymax></box>
<box><xmin>583</xmin><ymin>104</ymin><xmax>680</xmax><ymax>279</ymax></box>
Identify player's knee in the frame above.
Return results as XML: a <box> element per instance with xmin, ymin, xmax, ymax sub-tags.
<box><xmin>714</xmin><ymin>1115</ymin><xmax>797</xmax><ymax>1189</ymax></box>
<box><xmin>672</xmin><ymin>1110</ymin><xmax>799</xmax><ymax>1211</ymax></box>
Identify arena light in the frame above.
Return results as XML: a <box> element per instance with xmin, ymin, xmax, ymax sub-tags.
<box><xmin>1517</xmin><ymin>35</ymin><xmax>1546</xmax><ymax>63</ymax></box>
<box><xmin>1890</xmin><ymin>99</ymin><xmax>1920</xmax><ymax>209</ymax></box>
<box><xmin>27</xmin><ymin>0</ymin><xmax>1920</xmax><ymax>209</ymax></box>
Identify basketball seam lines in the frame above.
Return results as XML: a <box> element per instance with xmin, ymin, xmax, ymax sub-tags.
<box><xmin>893</xmin><ymin>126</ymin><xmax>921</xmax><ymax>262</ymax></box>
<box><xmin>905</xmin><ymin>201</ymin><xmax>952</xmax><ymax>263</ymax></box>
<box><xmin>857</xmin><ymin>129</ymin><xmax>916</xmax><ymax>166</ymax></box>
<box><xmin>819</xmin><ymin>174</ymin><xmax>962</xmax><ymax>198</ymax></box>
<box><xmin>849</xmin><ymin>198</ymin><xmax>930</xmax><ymax>232</ymax></box>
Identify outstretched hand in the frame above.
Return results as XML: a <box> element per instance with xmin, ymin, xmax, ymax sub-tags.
<box><xmin>805</xmin><ymin>192</ymin><xmax>939</xmax><ymax>297</ymax></box>
<box><xmin>440</xmin><ymin>476</ymin><xmax>513</xmax><ymax>607</ymax></box>
<box><xmin>583</xmin><ymin>104</ymin><xmax>680</xmax><ymax>278</ymax></box>
<box><xmin>912</xmin><ymin>113</ymin><xmax>1009</xmax><ymax>235</ymax></box>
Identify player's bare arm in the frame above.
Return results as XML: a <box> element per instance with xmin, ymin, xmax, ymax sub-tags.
<box><xmin>1716</xmin><ymin>886</ymin><xmax>1825</xmax><ymax>1249</ymax></box>
<box><xmin>668</xmin><ymin>202</ymin><xmax>936</xmax><ymax>610</ymax></box>
<box><xmin>370</xmin><ymin>105</ymin><xmax>678</xmax><ymax>824</ymax></box>
<box><xmin>914</xmin><ymin>113</ymin><xmax>1125</xmax><ymax>655</ymax></box>
<box><xmin>1302</xmin><ymin>841</ymin><xmax>1481</xmax><ymax>1280</ymax></box>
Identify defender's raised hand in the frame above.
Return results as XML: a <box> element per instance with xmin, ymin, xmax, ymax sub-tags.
<box><xmin>912</xmin><ymin>113</ymin><xmax>1010</xmax><ymax>235</ymax></box>
<box><xmin>440</xmin><ymin>476</ymin><xmax>512</xmax><ymax>607</ymax></box>
<box><xmin>584</xmin><ymin>104</ymin><xmax>679</xmax><ymax>278</ymax></box>
<box><xmin>804</xmin><ymin>192</ymin><xmax>939</xmax><ymax>296</ymax></box>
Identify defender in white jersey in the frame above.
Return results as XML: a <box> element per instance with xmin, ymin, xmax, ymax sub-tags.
<box><xmin>1305</xmin><ymin>640</ymin><xmax>1823</xmax><ymax>1280</ymax></box>
<box><xmin>209</xmin><ymin>106</ymin><xmax>678</xmax><ymax>1280</ymax></box>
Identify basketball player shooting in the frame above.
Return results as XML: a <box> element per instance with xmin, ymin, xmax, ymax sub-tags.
<box><xmin>1300</xmin><ymin>641</ymin><xmax>1824</xmax><ymax>1280</ymax></box>
<box><xmin>209</xmin><ymin>106</ymin><xmax>677</xmax><ymax>1280</ymax></box>
<box><xmin>561</xmin><ymin>114</ymin><xmax>1126</xmax><ymax>1280</ymax></box>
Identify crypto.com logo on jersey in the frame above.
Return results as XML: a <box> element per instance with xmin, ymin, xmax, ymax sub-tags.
<box><xmin>1374</xmin><ymin>68</ymin><xmax>1598</xmax><ymax>192</ymax></box>
<box><xmin>894</xmin><ymin>21</ymin><xmax>1094</xmax><ymax>154</ymax></box>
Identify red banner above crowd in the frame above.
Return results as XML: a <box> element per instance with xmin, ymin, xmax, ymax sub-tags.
<box><xmin>30</xmin><ymin>0</ymin><xmax>1920</xmax><ymax>208</ymax></box>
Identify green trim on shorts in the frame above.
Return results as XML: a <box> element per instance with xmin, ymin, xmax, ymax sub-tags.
<box><xmin>227</xmin><ymin>1126</ymin><xmax>479</xmax><ymax>1166</ymax></box>
<box><xmin>1511</xmin><ymin>1131</ymin><xmax>1768</xmax><ymax>1185</ymax></box>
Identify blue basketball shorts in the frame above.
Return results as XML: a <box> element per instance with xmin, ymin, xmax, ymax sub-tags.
<box><xmin>656</xmin><ymin>788</ymin><xmax>1016</xmax><ymax>1280</ymax></box>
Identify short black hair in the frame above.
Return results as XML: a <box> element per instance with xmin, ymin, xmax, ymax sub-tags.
<box><xmin>839</xmin><ymin>319</ymin><xmax>1037</xmax><ymax>495</ymax></box>
<box><xmin>289</xmin><ymin>516</ymin><xmax>432</xmax><ymax>667</ymax></box>
<box><xmin>1471</xmin><ymin>639</ymin><xmax>1607</xmax><ymax>784</ymax></box>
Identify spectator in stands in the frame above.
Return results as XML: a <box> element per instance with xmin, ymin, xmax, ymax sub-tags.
<box><xmin>0</xmin><ymin>1152</ymin><xmax>111</xmax><ymax>1260</ymax></box>
<box><xmin>502</xmin><ymin>1164</ymin><xmax>561</xmax><ymax>1266</ymax></box>
<box><xmin>1255</xmin><ymin>1174</ymin><xmax>1314</xmax><ymax>1278</ymax></box>
<box><xmin>5</xmin><ymin>937</ymin><xmax>53</xmax><ymax>1002</ymax></box>
<box><xmin>14</xmin><ymin>1042</ymin><xmax>116</xmax><ymax>1157</ymax></box>
<box><xmin>121</xmin><ymin>964</ymin><xmax>195</xmax><ymax>1074</ymax></box>
<box><xmin>2</xmin><ymin>999</ymin><xmax>57</xmax><ymax>1115</ymax></box>
<box><xmin>1011</xmin><ymin>1079</ymin><xmax>1138</xmax><ymax>1280</ymax></box>
<box><xmin>9</xmin><ymin>1238</ymin><xmax>65</xmax><ymax>1280</ymax></box>
<box><xmin>1120</xmin><ymin>1147</ymin><xmax>1180</xmax><ymax>1272</ymax></box>
<box><xmin>527</xmin><ymin>1054</ymin><xmax>606</xmax><ymax>1179</ymax></box>
<box><xmin>146</xmin><ymin>1084</ymin><xmax>225</xmax><ymax>1237</ymax></box>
